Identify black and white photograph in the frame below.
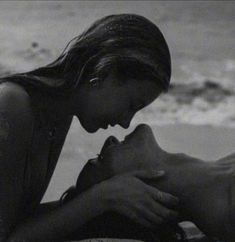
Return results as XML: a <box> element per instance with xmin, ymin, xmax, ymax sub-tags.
<box><xmin>0</xmin><ymin>1</ymin><xmax>234</xmax><ymax>242</ymax></box>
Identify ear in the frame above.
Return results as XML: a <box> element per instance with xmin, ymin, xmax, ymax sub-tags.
<box><xmin>88</xmin><ymin>77</ymin><xmax>100</xmax><ymax>87</ymax></box>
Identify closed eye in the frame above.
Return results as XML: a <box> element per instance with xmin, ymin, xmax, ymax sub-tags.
<box><xmin>97</xmin><ymin>153</ymin><xmax>104</xmax><ymax>162</ymax></box>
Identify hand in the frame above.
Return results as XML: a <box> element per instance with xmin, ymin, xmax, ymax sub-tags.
<box><xmin>99</xmin><ymin>170</ymin><xmax>179</xmax><ymax>229</ymax></box>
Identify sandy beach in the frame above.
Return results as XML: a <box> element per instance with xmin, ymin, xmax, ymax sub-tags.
<box><xmin>0</xmin><ymin>1</ymin><xmax>234</xmax><ymax>241</ymax></box>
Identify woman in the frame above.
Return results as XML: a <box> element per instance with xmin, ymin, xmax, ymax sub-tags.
<box><xmin>0</xmin><ymin>14</ymin><xmax>178</xmax><ymax>242</ymax></box>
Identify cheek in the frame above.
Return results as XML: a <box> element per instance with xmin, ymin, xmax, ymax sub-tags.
<box><xmin>108</xmin><ymin>149</ymin><xmax>146</xmax><ymax>174</ymax></box>
<box><xmin>112</xmin><ymin>94</ymin><xmax>130</xmax><ymax>114</ymax></box>
<box><xmin>80</xmin><ymin>100</ymin><xmax>103</xmax><ymax>124</ymax></box>
<box><xmin>140</xmin><ymin>143</ymin><xmax>157</xmax><ymax>166</ymax></box>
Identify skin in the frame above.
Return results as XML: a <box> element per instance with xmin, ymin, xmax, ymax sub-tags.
<box><xmin>73</xmin><ymin>69</ymin><xmax>162</xmax><ymax>132</ymax></box>
<box><xmin>0</xmin><ymin>71</ymin><xmax>177</xmax><ymax>242</ymax></box>
<box><xmin>77</xmin><ymin>123</ymin><xmax>235</xmax><ymax>242</ymax></box>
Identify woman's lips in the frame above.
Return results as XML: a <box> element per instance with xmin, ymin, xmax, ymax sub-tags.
<box><xmin>101</xmin><ymin>119</ymin><xmax>117</xmax><ymax>129</ymax></box>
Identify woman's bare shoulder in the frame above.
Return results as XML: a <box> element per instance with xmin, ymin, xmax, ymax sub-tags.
<box><xmin>0</xmin><ymin>81</ymin><xmax>33</xmax><ymax>118</ymax></box>
<box><xmin>0</xmin><ymin>81</ymin><xmax>34</xmax><ymax>144</ymax></box>
<box><xmin>0</xmin><ymin>82</ymin><xmax>35</xmax><ymax>237</ymax></box>
<box><xmin>0</xmin><ymin>80</ymin><xmax>30</xmax><ymax>103</ymax></box>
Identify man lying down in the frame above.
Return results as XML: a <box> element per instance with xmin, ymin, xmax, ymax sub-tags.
<box><xmin>62</xmin><ymin>124</ymin><xmax>235</xmax><ymax>242</ymax></box>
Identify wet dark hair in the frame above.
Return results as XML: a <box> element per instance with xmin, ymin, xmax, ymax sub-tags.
<box><xmin>1</xmin><ymin>14</ymin><xmax>171</xmax><ymax>97</ymax></box>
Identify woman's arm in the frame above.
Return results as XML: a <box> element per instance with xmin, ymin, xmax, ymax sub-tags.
<box><xmin>9</xmin><ymin>185</ymin><xmax>111</xmax><ymax>242</ymax></box>
<box><xmin>0</xmin><ymin>84</ymin><xmax>178</xmax><ymax>242</ymax></box>
<box><xmin>0</xmin><ymin>85</ymin><xmax>112</xmax><ymax>242</ymax></box>
<box><xmin>32</xmin><ymin>201</ymin><xmax>61</xmax><ymax>216</ymax></box>
<box><xmin>0</xmin><ymin>83</ymin><xmax>35</xmax><ymax>241</ymax></box>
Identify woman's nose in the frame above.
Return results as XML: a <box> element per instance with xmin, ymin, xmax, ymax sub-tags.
<box><xmin>120</xmin><ymin>112</ymin><xmax>135</xmax><ymax>129</ymax></box>
<box><xmin>119</xmin><ymin>120</ymin><xmax>130</xmax><ymax>129</ymax></box>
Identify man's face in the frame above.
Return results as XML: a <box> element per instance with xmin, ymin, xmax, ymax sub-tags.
<box><xmin>77</xmin><ymin>124</ymin><xmax>159</xmax><ymax>192</ymax></box>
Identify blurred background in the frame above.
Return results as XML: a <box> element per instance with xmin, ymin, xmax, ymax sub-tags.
<box><xmin>0</xmin><ymin>1</ymin><xmax>234</xmax><ymax>203</ymax></box>
<box><xmin>0</xmin><ymin>1</ymin><xmax>234</xmax><ymax>127</ymax></box>
<box><xmin>1</xmin><ymin>2</ymin><xmax>234</xmax><ymax>240</ymax></box>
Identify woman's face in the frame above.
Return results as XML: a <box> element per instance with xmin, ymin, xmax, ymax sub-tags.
<box><xmin>75</xmin><ymin>70</ymin><xmax>162</xmax><ymax>133</ymax></box>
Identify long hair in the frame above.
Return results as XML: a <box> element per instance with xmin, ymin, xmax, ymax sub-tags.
<box><xmin>1</xmin><ymin>14</ymin><xmax>171</xmax><ymax>97</ymax></box>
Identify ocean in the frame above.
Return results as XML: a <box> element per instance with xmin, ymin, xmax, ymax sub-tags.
<box><xmin>0</xmin><ymin>1</ymin><xmax>234</xmax><ymax>128</ymax></box>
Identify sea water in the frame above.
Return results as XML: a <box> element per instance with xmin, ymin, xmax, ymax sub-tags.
<box><xmin>0</xmin><ymin>1</ymin><xmax>234</xmax><ymax>128</ymax></box>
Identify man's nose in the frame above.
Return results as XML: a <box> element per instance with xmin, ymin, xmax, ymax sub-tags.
<box><xmin>106</xmin><ymin>136</ymin><xmax>119</xmax><ymax>146</ymax></box>
<box><xmin>134</xmin><ymin>123</ymin><xmax>152</xmax><ymax>133</ymax></box>
<box><xmin>100</xmin><ymin>136</ymin><xmax>119</xmax><ymax>154</ymax></box>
